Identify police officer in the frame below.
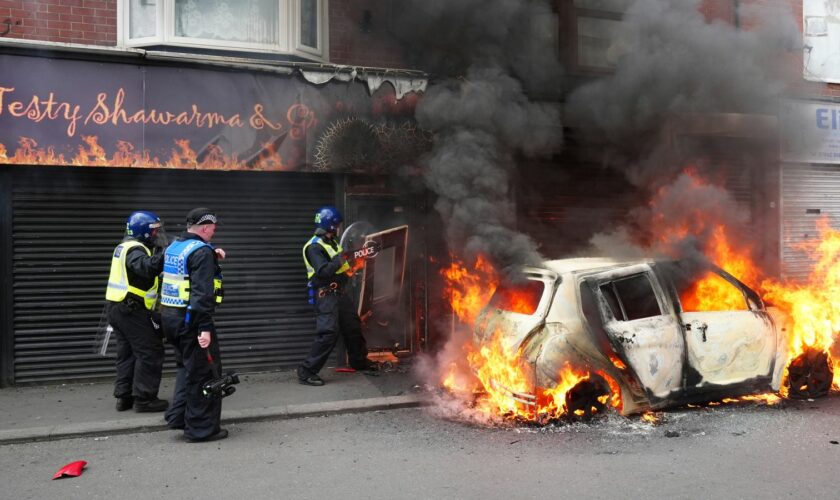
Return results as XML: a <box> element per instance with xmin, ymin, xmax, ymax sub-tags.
<box><xmin>105</xmin><ymin>211</ymin><xmax>168</xmax><ymax>412</ymax></box>
<box><xmin>161</xmin><ymin>208</ymin><xmax>228</xmax><ymax>443</ymax></box>
<box><xmin>298</xmin><ymin>205</ymin><xmax>374</xmax><ymax>386</ymax></box>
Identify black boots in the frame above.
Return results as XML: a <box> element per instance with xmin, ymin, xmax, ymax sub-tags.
<box><xmin>115</xmin><ymin>396</ymin><xmax>134</xmax><ymax>412</ymax></box>
<box><xmin>134</xmin><ymin>398</ymin><xmax>169</xmax><ymax>412</ymax></box>
<box><xmin>185</xmin><ymin>429</ymin><xmax>229</xmax><ymax>443</ymax></box>
<box><xmin>297</xmin><ymin>367</ymin><xmax>325</xmax><ymax>386</ymax></box>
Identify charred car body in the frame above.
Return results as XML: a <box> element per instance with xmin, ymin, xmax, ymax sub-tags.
<box><xmin>473</xmin><ymin>258</ymin><xmax>813</xmax><ymax>416</ymax></box>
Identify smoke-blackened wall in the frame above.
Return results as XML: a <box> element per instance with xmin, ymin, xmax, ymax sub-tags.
<box><xmin>567</xmin><ymin>0</ymin><xmax>798</xmax><ymax>185</ymax></box>
<box><xmin>393</xmin><ymin>0</ymin><xmax>564</xmax><ymax>275</ymax></box>
<box><xmin>568</xmin><ymin>0</ymin><xmax>799</xmax><ymax>263</ymax></box>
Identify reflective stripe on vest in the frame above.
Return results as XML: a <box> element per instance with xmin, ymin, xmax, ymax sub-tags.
<box><xmin>161</xmin><ymin>239</ymin><xmax>223</xmax><ymax>308</ymax></box>
<box><xmin>105</xmin><ymin>240</ymin><xmax>159</xmax><ymax>310</ymax></box>
<box><xmin>302</xmin><ymin>235</ymin><xmax>350</xmax><ymax>280</ymax></box>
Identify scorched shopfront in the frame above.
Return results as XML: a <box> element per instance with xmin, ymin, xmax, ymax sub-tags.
<box><xmin>0</xmin><ymin>48</ymin><xmax>428</xmax><ymax>385</ymax></box>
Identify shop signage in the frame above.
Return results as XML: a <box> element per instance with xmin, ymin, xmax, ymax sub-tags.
<box><xmin>780</xmin><ymin>99</ymin><xmax>840</xmax><ymax>164</ymax></box>
<box><xmin>0</xmin><ymin>53</ymin><xmax>425</xmax><ymax>171</ymax></box>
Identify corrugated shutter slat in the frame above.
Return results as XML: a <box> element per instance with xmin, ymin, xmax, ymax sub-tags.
<box><xmin>12</xmin><ymin>168</ymin><xmax>333</xmax><ymax>383</ymax></box>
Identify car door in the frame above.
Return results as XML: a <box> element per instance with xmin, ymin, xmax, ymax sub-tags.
<box><xmin>675</xmin><ymin>269</ymin><xmax>775</xmax><ymax>388</ymax></box>
<box><xmin>583</xmin><ymin>264</ymin><xmax>685</xmax><ymax>399</ymax></box>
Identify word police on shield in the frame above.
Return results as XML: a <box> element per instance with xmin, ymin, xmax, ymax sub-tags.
<box><xmin>353</xmin><ymin>240</ymin><xmax>381</xmax><ymax>260</ymax></box>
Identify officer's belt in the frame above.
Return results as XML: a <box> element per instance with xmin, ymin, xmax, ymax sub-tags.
<box><xmin>316</xmin><ymin>282</ymin><xmax>344</xmax><ymax>298</ymax></box>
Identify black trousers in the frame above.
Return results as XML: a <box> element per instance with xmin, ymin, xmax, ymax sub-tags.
<box><xmin>109</xmin><ymin>301</ymin><xmax>164</xmax><ymax>402</ymax></box>
<box><xmin>300</xmin><ymin>292</ymin><xmax>368</xmax><ymax>376</ymax></box>
<box><xmin>162</xmin><ymin>311</ymin><xmax>222</xmax><ymax>440</ymax></box>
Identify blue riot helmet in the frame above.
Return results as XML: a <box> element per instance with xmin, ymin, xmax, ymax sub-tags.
<box><xmin>314</xmin><ymin>205</ymin><xmax>343</xmax><ymax>233</ymax></box>
<box><xmin>125</xmin><ymin>211</ymin><xmax>165</xmax><ymax>247</ymax></box>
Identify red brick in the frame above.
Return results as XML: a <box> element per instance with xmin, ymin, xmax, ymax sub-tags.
<box><xmin>47</xmin><ymin>4</ymin><xmax>72</xmax><ymax>14</ymax></box>
<box><xmin>94</xmin><ymin>14</ymin><xmax>115</xmax><ymax>25</ymax></box>
<box><xmin>83</xmin><ymin>1</ymin><xmax>109</xmax><ymax>10</ymax></box>
<box><xmin>71</xmin><ymin>6</ymin><xmax>92</xmax><ymax>16</ymax></box>
<box><xmin>60</xmin><ymin>0</ymin><xmax>85</xmax><ymax>6</ymax></box>
<box><xmin>60</xmin><ymin>13</ymin><xmax>84</xmax><ymax>22</ymax></box>
<box><xmin>0</xmin><ymin>1</ymin><xmax>22</xmax><ymax>9</ymax></box>
<box><xmin>47</xmin><ymin>20</ymin><xmax>72</xmax><ymax>30</ymax></box>
<box><xmin>33</xmin><ymin>12</ymin><xmax>62</xmax><ymax>22</ymax></box>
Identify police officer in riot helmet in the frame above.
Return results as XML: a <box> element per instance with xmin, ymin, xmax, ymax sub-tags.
<box><xmin>105</xmin><ymin>211</ymin><xmax>169</xmax><ymax>412</ymax></box>
<box><xmin>161</xmin><ymin>208</ymin><xmax>228</xmax><ymax>443</ymax></box>
<box><xmin>298</xmin><ymin>205</ymin><xmax>375</xmax><ymax>386</ymax></box>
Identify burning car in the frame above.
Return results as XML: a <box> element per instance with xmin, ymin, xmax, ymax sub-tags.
<box><xmin>471</xmin><ymin>257</ymin><xmax>832</xmax><ymax>419</ymax></box>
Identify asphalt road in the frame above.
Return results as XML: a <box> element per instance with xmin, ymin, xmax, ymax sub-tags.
<box><xmin>3</xmin><ymin>395</ymin><xmax>840</xmax><ymax>500</ymax></box>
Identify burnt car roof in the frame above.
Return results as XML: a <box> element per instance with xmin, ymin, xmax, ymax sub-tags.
<box><xmin>539</xmin><ymin>257</ymin><xmax>653</xmax><ymax>275</ymax></box>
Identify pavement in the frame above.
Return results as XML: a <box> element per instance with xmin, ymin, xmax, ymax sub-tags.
<box><xmin>0</xmin><ymin>364</ymin><xmax>427</xmax><ymax>445</ymax></box>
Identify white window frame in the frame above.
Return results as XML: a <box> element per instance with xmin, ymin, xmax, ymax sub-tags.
<box><xmin>117</xmin><ymin>0</ymin><xmax>328</xmax><ymax>61</ymax></box>
<box><xmin>293</xmin><ymin>0</ymin><xmax>327</xmax><ymax>58</ymax></box>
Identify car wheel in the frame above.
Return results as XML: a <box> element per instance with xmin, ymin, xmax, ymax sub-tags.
<box><xmin>786</xmin><ymin>347</ymin><xmax>834</xmax><ymax>399</ymax></box>
<box><xmin>565</xmin><ymin>374</ymin><xmax>611</xmax><ymax>420</ymax></box>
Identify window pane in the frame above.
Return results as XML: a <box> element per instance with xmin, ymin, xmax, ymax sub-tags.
<box><xmin>300</xmin><ymin>0</ymin><xmax>318</xmax><ymax>48</ymax></box>
<box><xmin>577</xmin><ymin>16</ymin><xmax>623</xmax><ymax>69</ymax></box>
<box><xmin>599</xmin><ymin>283</ymin><xmax>624</xmax><ymax>321</ymax></box>
<box><xmin>613</xmin><ymin>275</ymin><xmax>662</xmax><ymax>321</ymax></box>
<box><xmin>175</xmin><ymin>0</ymin><xmax>279</xmax><ymax>45</ymax></box>
<box><xmin>677</xmin><ymin>271</ymin><xmax>748</xmax><ymax>312</ymax></box>
<box><xmin>372</xmin><ymin>246</ymin><xmax>395</xmax><ymax>302</ymax></box>
<box><xmin>488</xmin><ymin>279</ymin><xmax>545</xmax><ymax>316</ymax></box>
<box><xmin>130</xmin><ymin>0</ymin><xmax>157</xmax><ymax>39</ymax></box>
<box><xmin>573</xmin><ymin>0</ymin><xmax>631</xmax><ymax>13</ymax></box>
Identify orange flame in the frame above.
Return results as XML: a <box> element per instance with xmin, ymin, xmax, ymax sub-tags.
<box><xmin>760</xmin><ymin>218</ymin><xmax>840</xmax><ymax>390</ymax></box>
<box><xmin>0</xmin><ymin>136</ymin><xmax>287</xmax><ymax>170</ymax></box>
<box><xmin>654</xmin><ymin>173</ymin><xmax>839</xmax><ymax>396</ymax></box>
<box><xmin>439</xmin><ymin>255</ymin><xmax>621</xmax><ymax>422</ymax></box>
<box><xmin>441</xmin><ymin>254</ymin><xmax>499</xmax><ymax>325</ymax></box>
<box><xmin>680</xmin><ymin>225</ymin><xmax>760</xmax><ymax>311</ymax></box>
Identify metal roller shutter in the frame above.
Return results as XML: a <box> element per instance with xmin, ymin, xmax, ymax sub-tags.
<box><xmin>11</xmin><ymin>167</ymin><xmax>333</xmax><ymax>384</ymax></box>
<box><xmin>781</xmin><ymin>163</ymin><xmax>840</xmax><ymax>282</ymax></box>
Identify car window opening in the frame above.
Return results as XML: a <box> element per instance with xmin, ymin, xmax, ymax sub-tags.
<box><xmin>600</xmin><ymin>274</ymin><xmax>662</xmax><ymax>321</ymax></box>
<box><xmin>675</xmin><ymin>270</ymin><xmax>749</xmax><ymax>312</ymax></box>
<box><xmin>488</xmin><ymin>279</ymin><xmax>545</xmax><ymax>316</ymax></box>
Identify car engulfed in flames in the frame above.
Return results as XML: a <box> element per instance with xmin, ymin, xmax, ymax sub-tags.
<box><xmin>470</xmin><ymin>259</ymin><xmax>808</xmax><ymax>420</ymax></box>
<box><xmin>455</xmin><ymin>257</ymin><xmax>833</xmax><ymax>422</ymax></box>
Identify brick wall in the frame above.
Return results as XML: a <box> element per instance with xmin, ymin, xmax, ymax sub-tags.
<box><xmin>329</xmin><ymin>0</ymin><xmax>408</xmax><ymax>69</ymax></box>
<box><xmin>1</xmin><ymin>0</ymin><xmax>838</xmax><ymax>100</ymax></box>
<box><xmin>0</xmin><ymin>0</ymin><xmax>117</xmax><ymax>46</ymax></box>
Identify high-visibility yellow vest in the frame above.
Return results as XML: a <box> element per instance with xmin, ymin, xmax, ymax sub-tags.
<box><xmin>160</xmin><ymin>238</ymin><xmax>223</xmax><ymax>308</ymax></box>
<box><xmin>105</xmin><ymin>240</ymin><xmax>159</xmax><ymax>310</ymax></box>
<box><xmin>303</xmin><ymin>235</ymin><xmax>350</xmax><ymax>280</ymax></box>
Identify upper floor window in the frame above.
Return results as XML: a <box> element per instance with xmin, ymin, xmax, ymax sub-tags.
<box><xmin>563</xmin><ymin>0</ymin><xmax>630</xmax><ymax>72</ymax></box>
<box><xmin>120</xmin><ymin>0</ymin><xmax>328</xmax><ymax>61</ymax></box>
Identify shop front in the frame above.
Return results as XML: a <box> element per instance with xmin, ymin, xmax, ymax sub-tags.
<box><xmin>0</xmin><ymin>49</ymin><xmax>427</xmax><ymax>385</ymax></box>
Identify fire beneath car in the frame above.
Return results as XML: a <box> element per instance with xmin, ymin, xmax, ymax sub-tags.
<box><xmin>438</xmin><ymin>172</ymin><xmax>840</xmax><ymax>425</ymax></box>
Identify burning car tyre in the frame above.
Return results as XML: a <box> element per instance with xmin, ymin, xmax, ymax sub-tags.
<box><xmin>786</xmin><ymin>347</ymin><xmax>834</xmax><ymax>399</ymax></box>
<box><xmin>565</xmin><ymin>374</ymin><xmax>611</xmax><ymax>420</ymax></box>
